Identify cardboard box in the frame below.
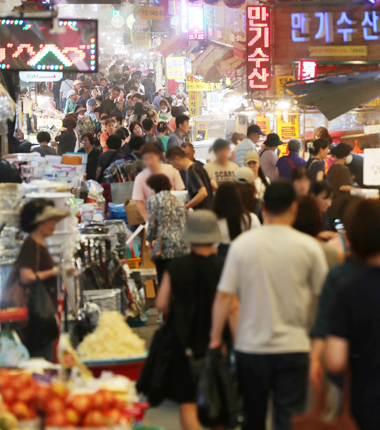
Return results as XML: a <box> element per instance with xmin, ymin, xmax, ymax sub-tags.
<box><xmin>62</xmin><ymin>154</ymin><xmax>82</xmax><ymax>165</ymax></box>
<box><xmin>125</xmin><ymin>199</ymin><xmax>145</xmax><ymax>226</ymax></box>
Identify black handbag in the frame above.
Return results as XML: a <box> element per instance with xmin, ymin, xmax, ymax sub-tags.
<box><xmin>20</xmin><ymin>244</ymin><xmax>59</xmax><ymax>350</ymax></box>
<box><xmin>197</xmin><ymin>348</ymin><xmax>245</xmax><ymax>429</ymax></box>
<box><xmin>136</xmin><ymin>324</ymin><xmax>175</xmax><ymax>407</ymax></box>
<box><xmin>22</xmin><ymin>276</ymin><xmax>59</xmax><ymax>349</ymax></box>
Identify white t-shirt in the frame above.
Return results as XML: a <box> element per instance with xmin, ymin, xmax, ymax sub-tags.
<box><xmin>132</xmin><ymin>164</ymin><xmax>185</xmax><ymax>202</ymax></box>
<box><xmin>255</xmin><ymin>176</ymin><xmax>270</xmax><ymax>201</ymax></box>
<box><xmin>218</xmin><ymin>213</ymin><xmax>260</xmax><ymax>244</ymax></box>
<box><xmin>218</xmin><ymin>225</ymin><xmax>328</xmax><ymax>354</ymax></box>
<box><xmin>60</xmin><ymin>79</ymin><xmax>74</xmax><ymax>99</ymax></box>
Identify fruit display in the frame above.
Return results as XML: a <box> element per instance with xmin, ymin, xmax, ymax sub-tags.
<box><xmin>78</xmin><ymin>312</ymin><xmax>145</xmax><ymax>361</ymax></box>
<box><xmin>0</xmin><ymin>370</ymin><xmax>143</xmax><ymax>429</ymax></box>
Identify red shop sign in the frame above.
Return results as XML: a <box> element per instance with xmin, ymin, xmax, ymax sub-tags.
<box><xmin>246</xmin><ymin>5</ymin><xmax>272</xmax><ymax>92</ymax></box>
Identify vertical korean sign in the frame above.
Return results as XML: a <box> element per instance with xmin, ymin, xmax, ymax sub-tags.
<box><xmin>246</xmin><ymin>5</ymin><xmax>272</xmax><ymax>92</ymax></box>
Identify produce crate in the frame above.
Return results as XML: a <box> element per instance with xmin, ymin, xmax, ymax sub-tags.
<box><xmin>127</xmin><ymin>257</ymin><xmax>141</xmax><ymax>269</ymax></box>
<box><xmin>83</xmin><ymin>289</ymin><xmax>122</xmax><ymax>312</ymax></box>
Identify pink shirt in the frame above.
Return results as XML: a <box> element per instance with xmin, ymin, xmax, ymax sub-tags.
<box><xmin>132</xmin><ymin>164</ymin><xmax>185</xmax><ymax>202</ymax></box>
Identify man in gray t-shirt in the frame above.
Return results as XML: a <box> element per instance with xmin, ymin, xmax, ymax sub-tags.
<box><xmin>204</xmin><ymin>138</ymin><xmax>238</xmax><ymax>189</ymax></box>
<box><xmin>258</xmin><ymin>133</ymin><xmax>281</xmax><ymax>181</ymax></box>
<box><xmin>210</xmin><ymin>182</ymin><xmax>328</xmax><ymax>430</ymax></box>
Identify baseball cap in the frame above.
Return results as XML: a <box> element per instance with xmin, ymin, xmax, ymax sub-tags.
<box><xmin>244</xmin><ymin>152</ymin><xmax>260</xmax><ymax>164</ymax></box>
<box><xmin>87</xmin><ymin>98</ymin><xmax>97</xmax><ymax>106</ymax></box>
<box><xmin>73</xmin><ymin>80</ymin><xmax>82</xmax><ymax>86</ymax></box>
<box><xmin>235</xmin><ymin>167</ymin><xmax>254</xmax><ymax>184</ymax></box>
<box><xmin>67</xmin><ymin>90</ymin><xmax>76</xmax><ymax>97</ymax></box>
<box><xmin>247</xmin><ymin>124</ymin><xmax>265</xmax><ymax>136</ymax></box>
<box><xmin>115</xmin><ymin>97</ymin><xmax>125</xmax><ymax>103</ymax></box>
<box><xmin>211</xmin><ymin>138</ymin><xmax>230</xmax><ymax>152</ymax></box>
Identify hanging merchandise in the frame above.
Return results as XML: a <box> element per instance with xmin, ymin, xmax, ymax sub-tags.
<box><xmin>0</xmin><ymin>83</ymin><xmax>17</xmax><ymax>135</ymax></box>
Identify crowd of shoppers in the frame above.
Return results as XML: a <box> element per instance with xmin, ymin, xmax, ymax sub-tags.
<box><xmin>130</xmin><ymin>115</ymin><xmax>375</xmax><ymax>430</ymax></box>
<box><xmin>10</xmin><ymin>56</ymin><xmax>378</xmax><ymax>430</ymax></box>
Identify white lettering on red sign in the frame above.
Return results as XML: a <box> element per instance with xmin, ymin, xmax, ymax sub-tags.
<box><xmin>299</xmin><ymin>59</ymin><xmax>318</xmax><ymax>81</ymax></box>
<box><xmin>246</xmin><ymin>6</ymin><xmax>271</xmax><ymax>91</ymax></box>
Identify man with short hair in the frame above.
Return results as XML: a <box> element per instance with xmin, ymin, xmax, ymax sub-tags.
<box><xmin>76</xmin><ymin>82</ymin><xmax>91</xmax><ymax>106</ymax></box>
<box><xmin>142</xmin><ymin>94</ymin><xmax>157</xmax><ymax>112</ymax></box>
<box><xmin>167</xmin><ymin>114</ymin><xmax>190</xmax><ymax>149</ymax></box>
<box><xmin>235</xmin><ymin>124</ymin><xmax>265</xmax><ymax>167</ymax></box>
<box><xmin>204</xmin><ymin>139</ymin><xmax>239</xmax><ymax>190</ymax></box>
<box><xmin>99</xmin><ymin>78</ymin><xmax>109</xmax><ymax>94</ymax></box>
<box><xmin>112</xmin><ymin>114</ymin><xmax>124</xmax><ymax>131</ymax></box>
<box><xmin>275</xmin><ymin>138</ymin><xmax>306</xmax><ymax>180</ymax></box>
<box><xmin>100</xmin><ymin>86</ymin><xmax>121</xmax><ymax>115</ymax></box>
<box><xmin>132</xmin><ymin>93</ymin><xmax>143</xmax><ymax>105</ymax></box>
<box><xmin>181</xmin><ymin>142</ymin><xmax>203</xmax><ymax>166</ymax></box>
<box><xmin>142</xmin><ymin>118</ymin><xmax>155</xmax><ymax>135</ymax></box>
<box><xmin>110</xmin><ymin>97</ymin><xmax>126</xmax><ymax>118</ymax></box>
<box><xmin>167</xmin><ymin>147</ymin><xmax>213</xmax><ymax>210</ymax></box>
<box><xmin>132</xmin><ymin>143</ymin><xmax>185</xmax><ymax>221</ymax></box>
<box><xmin>210</xmin><ymin>181</ymin><xmax>328</xmax><ymax>430</ymax></box>
<box><xmin>154</xmin><ymin>88</ymin><xmax>165</xmax><ymax>110</ymax></box>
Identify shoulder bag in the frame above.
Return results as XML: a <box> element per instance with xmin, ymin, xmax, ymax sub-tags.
<box><xmin>151</xmin><ymin>195</ymin><xmax>174</xmax><ymax>261</ymax></box>
<box><xmin>21</xmin><ymin>243</ymin><xmax>59</xmax><ymax>349</ymax></box>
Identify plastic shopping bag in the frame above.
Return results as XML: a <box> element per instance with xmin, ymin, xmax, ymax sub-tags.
<box><xmin>197</xmin><ymin>348</ymin><xmax>244</xmax><ymax>429</ymax></box>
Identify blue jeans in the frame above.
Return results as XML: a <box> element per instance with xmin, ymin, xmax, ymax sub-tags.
<box><xmin>28</xmin><ymin>343</ymin><xmax>54</xmax><ymax>362</ymax></box>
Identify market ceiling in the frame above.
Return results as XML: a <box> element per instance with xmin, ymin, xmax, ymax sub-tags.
<box><xmin>286</xmin><ymin>71</ymin><xmax>380</xmax><ymax>121</ymax></box>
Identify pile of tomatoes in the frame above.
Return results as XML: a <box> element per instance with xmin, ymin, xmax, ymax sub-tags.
<box><xmin>0</xmin><ymin>370</ymin><xmax>133</xmax><ymax>428</ymax></box>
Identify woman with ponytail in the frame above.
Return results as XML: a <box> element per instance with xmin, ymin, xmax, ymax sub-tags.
<box><xmin>306</xmin><ymin>138</ymin><xmax>329</xmax><ymax>182</ymax></box>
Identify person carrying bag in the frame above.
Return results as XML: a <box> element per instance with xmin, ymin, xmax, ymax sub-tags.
<box><xmin>0</xmin><ymin>199</ymin><xmax>70</xmax><ymax>361</ymax></box>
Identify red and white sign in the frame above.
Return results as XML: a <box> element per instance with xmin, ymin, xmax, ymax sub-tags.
<box><xmin>298</xmin><ymin>59</ymin><xmax>318</xmax><ymax>81</ymax></box>
<box><xmin>246</xmin><ymin>6</ymin><xmax>272</xmax><ymax>91</ymax></box>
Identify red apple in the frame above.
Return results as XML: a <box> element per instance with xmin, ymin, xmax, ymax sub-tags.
<box><xmin>104</xmin><ymin>408</ymin><xmax>121</xmax><ymax>424</ymax></box>
<box><xmin>83</xmin><ymin>410</ymin><xmax>106</xmax><ymax>427</ymax></box>
<box><xmin>2</xmin><ymin>388</ymin><xmax>16</xmax><ymax>405</ymax></box>
<box><xmin>69</xmin><ymin>395</ymin><xmax>92</xmax><ymax>415</ymax></box>
<box><xmin>65</xmin><ymin>408</ymin><xmax>80</xmax><ymax>426</ymax></box>
<box><xmin>46</xmin><ymin>412</ymin><xmax>68</xmax><ymax>427</ymax></box>
<box><xmin>47</xmin><ymin>397</ymin><xmax>65</xmax><ymax>415</ymax></box>
<box><xmin>11</xmin><ymin>401</ymin><xmax>32</xmax><ymax>420</ymax></box>
<box><xmin>51</xmin><ymin>382</ymin><xmax>69</xmax><ymax>400</ymax></box>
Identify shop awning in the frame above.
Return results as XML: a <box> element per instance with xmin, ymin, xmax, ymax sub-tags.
<box><xmin>192</xmin><ymin>43</ymin><xmax>231</xmax><ymax>80</ymax></box>
<box><xmin>154</xmin><ymin>34</ymin><xmax>189</xmax><ymax>58</ymax></box>
<box><xmin>217</xmin><ymin>54</ymin><xmax>244</xmax><ymax>79</ymax></box>
<box><xmin>286</xmin><ymin>71</ymin><xmax>380</xmax><ymax>121</ymax></box>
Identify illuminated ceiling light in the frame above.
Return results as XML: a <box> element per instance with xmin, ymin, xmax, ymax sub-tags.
<box><xmin>277</xmin><ymin>100</ymin><xmax>291</xmax><ymax>109</ymax></box>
